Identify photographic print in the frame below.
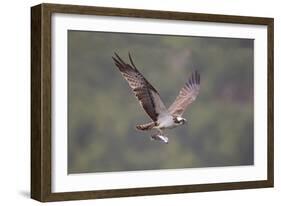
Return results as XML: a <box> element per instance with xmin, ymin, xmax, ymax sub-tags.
<box><xmin>31</xmin><ymin>3</ymin><xmax>273</xmax><ymax>201</ymax></box>
<box><xmin>68</xmin><ymin>31</ymin><xmax>254</xmax><ymax>174</ymax></box>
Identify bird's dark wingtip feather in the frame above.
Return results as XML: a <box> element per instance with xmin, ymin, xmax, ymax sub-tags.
<box><xmin>113</xmin><ymin>52</ymin><xmax>120</xmax><ymax>62</ymax></box>
<box><xmin>114</xmin><ymin>52</ymin><xmax>127</xmax><ymax>66</ymax></box>
<box><xmin>194</xmin><ymin>70</ymin><xmax>200</xmax><ymax>85</ymax></box>
<box><xmin>112</xmin><ymin>56</ymin><xmax>125</xmax><ymax>72</ymax></box>
<box><xmin>192</xmin><ymin>72</ymin><xmax>196</xmax><ymax>85</ymax></box>
<box><xmin>114</xmin><ymin>52</ymin><xmax>119</xmax><ymax>57</ymax></box>
<box><xmin>112</xmin><ymin>57</ymin><xmax>120</xmax><ymax>65</ymax></box>
<box><xmin>112</xmin><ymin>53</ymin><xmax>121</xmax><ymax>63</ymax></box>
<box><xmin>185</xmin><ymin>71</ymin><xmax>201</xmax><ymax>88</ymax></box>
<box><xmin>188</xmin><ymin>79</ymin><xmax>193</xmax><ymax>88</ymax></box>
<box><xmin>112</xmin><ymin>56</ymin><xmax>117</xmax><ymax>62</ymax></box>
<box><xmin>128</xmin><ymin>52</ymin><xmax>138</xmax><ymax>70</ymax></box>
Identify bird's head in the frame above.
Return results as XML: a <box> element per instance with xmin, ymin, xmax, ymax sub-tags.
<box><xmin>174</xmin><ymin>116</ymin><xmax>187</xmax><ymax>125</ymax></box>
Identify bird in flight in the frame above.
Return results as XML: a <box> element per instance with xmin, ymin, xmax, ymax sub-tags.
<box><xmin>112</xmin><ymin>53</ymin><xmax>200</xmax><ymax>144</ymax></box>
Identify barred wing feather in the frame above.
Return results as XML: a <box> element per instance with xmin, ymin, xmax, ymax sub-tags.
<box><xmin>112</xmin><ymin>53</ymin><xmax>168</xmax><ymax>122</ymax></box>
<box><xmin>168</xmin><ymin>71</ymin><xmax>200</xmax><ymax>116</ymax></box>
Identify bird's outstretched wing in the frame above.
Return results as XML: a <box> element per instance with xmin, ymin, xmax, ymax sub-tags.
<box><xmin>168</xmin><ymin>71</ymin><xmax>200</xmax><ymax>116</ymax></box>
<box><xmin>113</xmin><ymin>53</ymin><xmax>168</xmax><ymax>122</ymax></box>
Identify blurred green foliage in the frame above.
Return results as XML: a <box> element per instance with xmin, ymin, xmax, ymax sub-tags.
<box><xmin>68</xmin><ymin>30</ymin><xmax>254</xmax><ymax>174</ymax></box>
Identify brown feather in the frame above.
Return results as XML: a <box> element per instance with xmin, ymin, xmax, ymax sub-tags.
<box><xmin>168</xmin><ymin>71</ymin><xmax>200</xmax><ymax>116</ymax></box>
<box><xmin>113</xmin><ymin>53</ymin><xmax>168</xmax><ymax>122</ymax></box>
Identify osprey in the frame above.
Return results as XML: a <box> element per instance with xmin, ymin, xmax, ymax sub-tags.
<box><xmin>113</xmin><ymin>53</ymin><xmax>200</xmax><ymax>144</ymax></box>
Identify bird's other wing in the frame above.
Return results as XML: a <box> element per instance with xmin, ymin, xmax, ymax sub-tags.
<box><xmin>168</xmin><ymin>71</ymin><xmax>200</xmax><ymax>116</ymax></box>
<box><xmin>112</xmin><ymin>53</ymin><xmax>168</xmax><ymax>122</ymax></box>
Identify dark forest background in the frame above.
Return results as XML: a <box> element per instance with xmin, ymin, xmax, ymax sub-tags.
<box><xmin>68</xmin><ymin>30</ymin><xmax>254</xmax><ymax>174</ymax></box>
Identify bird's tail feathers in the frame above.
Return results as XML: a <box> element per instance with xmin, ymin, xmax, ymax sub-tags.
<box><xmin>136</xmin><ymin>122</ymin><xmax>156</xmax><ymax>131</ymax></box>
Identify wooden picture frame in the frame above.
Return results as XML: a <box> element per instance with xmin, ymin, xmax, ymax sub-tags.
<box><xmin>31</xmin><ymin>3</ymin><xmax>274</xmax><ymax>202</ymax></box>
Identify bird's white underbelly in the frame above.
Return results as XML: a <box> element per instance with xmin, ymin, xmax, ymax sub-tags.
<box><xmin>156</xmin><ymin>115</ymin><xmax>176</xmax><ymax>129</ymax></box>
